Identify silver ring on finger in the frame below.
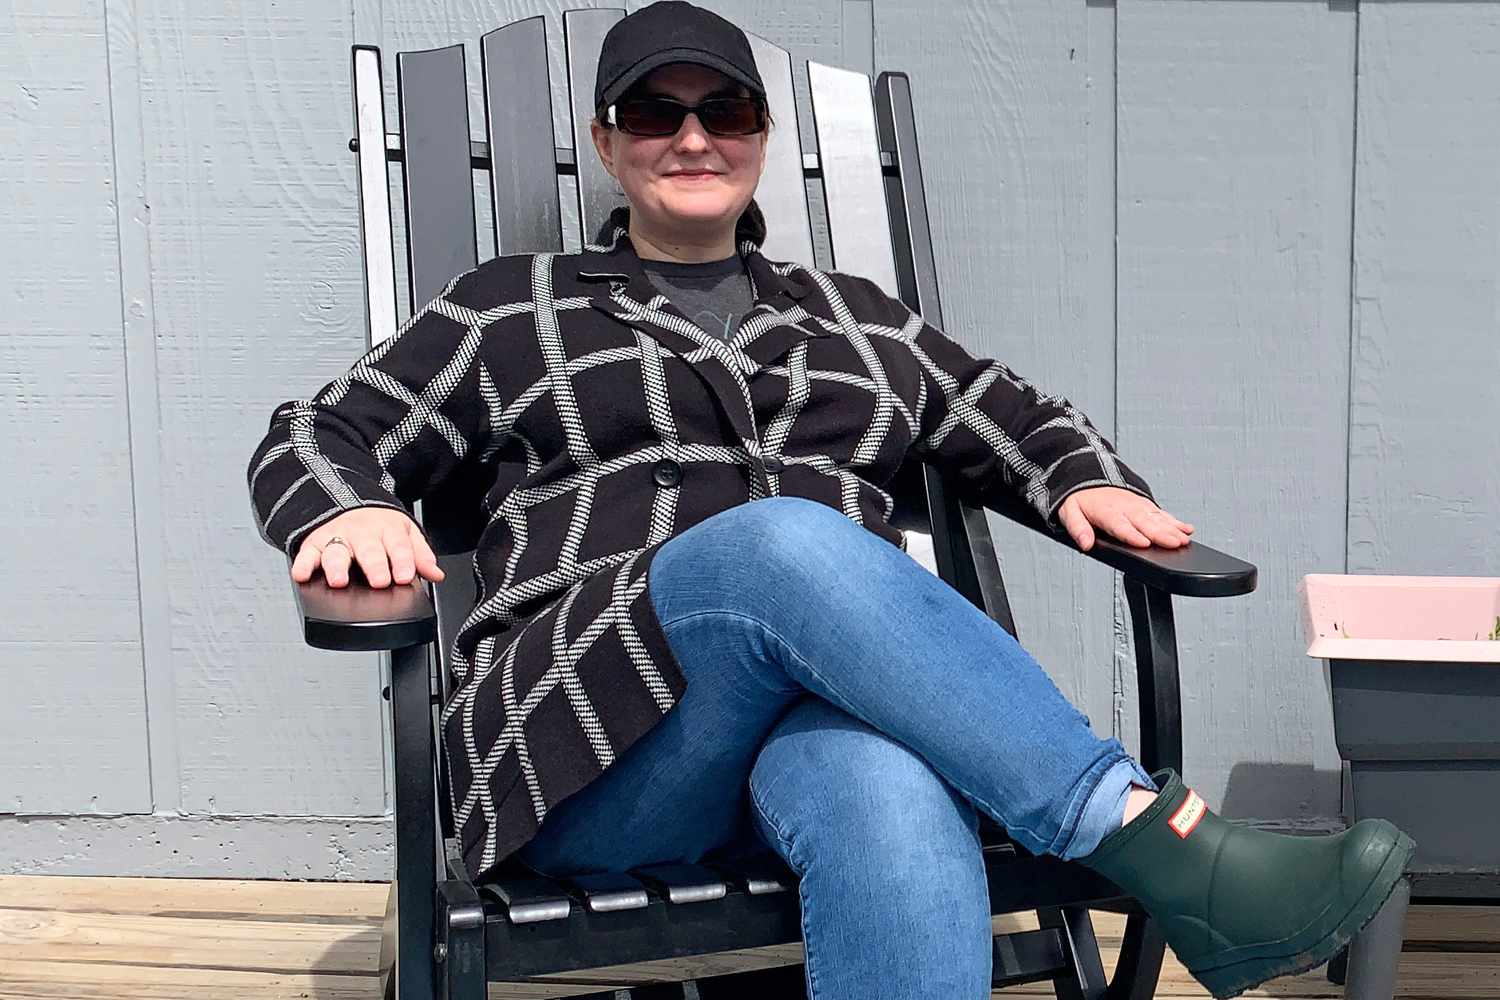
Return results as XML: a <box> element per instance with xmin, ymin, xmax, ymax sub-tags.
<box><xmin>324</xmin><ymin>536</ymin><xmax>353</xmax><ymax>558</ymax></box>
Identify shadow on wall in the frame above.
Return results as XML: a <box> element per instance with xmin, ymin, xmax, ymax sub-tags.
<box><xmin>1219</xmin><ymin>761</ymin><xmax>1344</xmax><ymax>831</ymax></box>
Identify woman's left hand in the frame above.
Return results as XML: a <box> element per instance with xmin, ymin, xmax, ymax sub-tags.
<box><xmin>1056</xmin><ymin>486</ymin><xmax>1194</xmax><ymax>552</ymax></box>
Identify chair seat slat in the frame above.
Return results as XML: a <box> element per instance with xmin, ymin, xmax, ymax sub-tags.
<box><xmin>704</xmin><ymin>853</ymin><xmax>797</xmax><ymax>895</ymax></box>
<box><xmin>628</xmin><ymin>863</ymin><xmax>730</xmax><ymax>904</ymax></box>
<box><xmin>481</xmin><ymin>876</ymin><xmax>574</xmax><ymax>924</ymax></box>
<box><xmin>561</xmin><ymin>871</ymin><xmax>653</xmax><ymax>912</ymax></box>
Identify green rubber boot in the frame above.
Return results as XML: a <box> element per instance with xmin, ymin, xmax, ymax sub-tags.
<box><xmin>1079</xmin><ymin>768</ymin><xmax>1415</xmax><ymax>999</ymax></box>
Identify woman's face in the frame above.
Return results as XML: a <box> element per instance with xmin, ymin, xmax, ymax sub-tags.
<box><xmin>590</xmin><ymin>63</ymin><xmax>767</xmax><ymax>242</ymax></box>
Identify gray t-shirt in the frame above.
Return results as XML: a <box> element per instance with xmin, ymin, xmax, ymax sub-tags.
<box><xmin>641</xmin><ymin>254</ymin><xmax>754</xmax><ymax>342</ymax></box>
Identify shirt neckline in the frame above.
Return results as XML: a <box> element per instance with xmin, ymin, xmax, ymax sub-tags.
<box><xmin>639</xmin><ymin>254</ymin><xmax>745</xmax><ymax>279</ymax></box>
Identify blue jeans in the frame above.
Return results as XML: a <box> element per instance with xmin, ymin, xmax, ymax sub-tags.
<box><xmin>514</xmin><ymin>496</ymin><xmax>1154</xmax><ymax>998</ymax></box>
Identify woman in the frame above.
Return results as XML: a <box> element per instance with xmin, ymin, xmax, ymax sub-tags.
<box><xmin>247</xmin><ymin>3</ymin><xmax>1413</xmax><ymax>996</ymax></box>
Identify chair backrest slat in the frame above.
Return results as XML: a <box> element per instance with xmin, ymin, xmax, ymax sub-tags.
<box><xmin>748</xmin><ymin>34</ymin><xmax>815</xmax><ymax>267</ymax></box>
<box><xmin>482</xmin><ymin>17</ymin><xmax>564</xmax><ymax>255</ymax></box>
<box><xmin>874</xmin><ymin>72</ymin><xmax>943</xmax><ymax>327</ymax></box>
<box><xmin>563</xmin><ymin>8</ymin><xmax>625</xmax><ymax>244</ymax></box>
<box><xmin>352</xmin><ymin>46</ymin><xmax>400</xmax><ymax>349</ymax></box>
<box><xmin>395</xmin><ymin>44</ymin><xmax>487</xmax><ymax>699</ymax></box>
<box><xmin>873</xmin><ymin>71</ymin><xmax>1015</xmax><ymax>634</ymax></box>
<box><xmin>397</xmin><ymin>44</ymin><xmax>478</xmax><ymax>307</ymax></box>
<box><xmin>807</xmin><ymin>60</ymin><xmax>900</xmax><ymax>298</ymax></box>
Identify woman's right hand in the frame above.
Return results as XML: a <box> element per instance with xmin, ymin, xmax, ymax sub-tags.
<box><xmin>291</xmin><ymin>507</ymin><xmax>446</xmax><ymax>589</ymax></box>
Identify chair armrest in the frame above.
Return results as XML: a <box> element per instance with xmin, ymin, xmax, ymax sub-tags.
<box><xmin>288</xmin><ymin>557</ymin><xmax>438</xmax><ymax>651</ymax></box>
<box><xmin>983</xmin><ymin>492</ymin><xmax>1257</xmax><ymax>598</ymax></box>
<box><xmin>1084</xmin><ymin>534</ymin><xmax>1256</xmax><ymax>598</ymax></box>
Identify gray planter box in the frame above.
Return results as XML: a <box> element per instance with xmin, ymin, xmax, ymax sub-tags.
<box><xmin>1300</xmin><ymin>574</ymin><xmax>1500</xmax><ymax>897</ymax></box>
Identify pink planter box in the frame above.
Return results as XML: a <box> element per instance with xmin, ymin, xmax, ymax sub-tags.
<box><xmin>1301</xmin><ymin>574</ymin><xmax>1500</xmax><ymax>661</ymax></box>
<box><xmin>1299</xmin><ymin>574</ymin><xmax>1500</xmax><ymax>897</ymax></box>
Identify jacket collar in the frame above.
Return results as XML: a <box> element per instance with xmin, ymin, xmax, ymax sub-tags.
<box><xmin>575</xmin><ymin>203</ymin><xmax>819</xmax><ymax>309</ymax></box>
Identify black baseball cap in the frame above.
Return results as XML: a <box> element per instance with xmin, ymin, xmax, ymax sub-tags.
<box><xmin>593</xmin><ymin>1</ymin><xmax>766</xmax><ymax>113</ymax></box>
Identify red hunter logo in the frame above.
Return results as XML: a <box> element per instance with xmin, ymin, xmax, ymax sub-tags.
<box><xmin>1169</xmin><ymin>790</ymin><xmax>1206</xmax><ymax>839</ymax></box>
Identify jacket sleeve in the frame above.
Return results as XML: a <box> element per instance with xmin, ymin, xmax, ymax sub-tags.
<box><xmin>897</xmin><ymin>302</ymin><xmax>1156</xmax><ymax>531</ymax></box>
<box><xmin>246</xmin><ymin>271</ymin><xmax>497</xmax><ymax>557</ymax></box>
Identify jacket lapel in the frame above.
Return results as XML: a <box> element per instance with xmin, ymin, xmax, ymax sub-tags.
<box><xmin>735</xmin><ymin>248</ymin><xmax>834</xmax><ymax>368</ymax></box>
<box><xmin>575</xmin><ymin>208</ymin><xmax>834</xmax><ymax>482</ymax></box>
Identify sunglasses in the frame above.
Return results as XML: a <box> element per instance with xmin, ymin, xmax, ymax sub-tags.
<box><xmin>604</xmin><ymin>96</ymin><xmax>768</xmax><ymax>137</ymax></box>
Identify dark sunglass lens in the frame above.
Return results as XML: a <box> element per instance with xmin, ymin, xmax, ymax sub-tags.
<box><xmin>616</xmin><ymin>99</ymin><xmax>685</xmax><ymax>136</ymax></box>
<box><xmin>699</xmin><ymin>99</ymin><xmax>764</xmax><ymax>135</ymax></box>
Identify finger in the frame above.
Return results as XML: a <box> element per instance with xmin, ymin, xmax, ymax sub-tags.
<box><xmin>1157</xmin><ymin>508</ymin><xmax>1195</xmax><ymax>533</ymax></box>
<box><xmin>410</xmin><ymin>523</ymin><xmax>446</xmax><ymax>582</ymax></box>
<box><xmin>383</xmin><ymin>524</ymin><xmax>417</xmax><ymax>585</ymax></box>
<box><xmin>1143</xmin><ymin>510</ymin><xmax>1192</xmax><ymax>548</ymax></box>
<box><xmin>1107</xmin><ymin>511</ymin><xmax>1153</xmax><ymax>548</ymax></box>
<box><xmin>1143</xmin><ymin>518</ymin><xmax>1191</xmax><ymax>548</ymax></box>
<box><xmin>321</xmin><ymin>538</ymin><xmax>353</xmax><ymax>587</ymax></box>
<box><xmin>291</xmin><ymin>539</ymin><xmax>322</xmax><ymax>583</ymax></box>
<box><xmin>1058</xmin><ymin>497</ymin><xmax>1095</xmax><ymax>552</ymax></box>
<box><xmin>350</xmin><ymin>535</ymin><xmax>391</xmax><ymax>588</ymax></box>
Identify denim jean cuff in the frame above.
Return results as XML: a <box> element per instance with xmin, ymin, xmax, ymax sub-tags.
<box><xmin>1057</xmin><ymin>756</ymin><xmax>1156</xmax><ymax>861</ymax></box>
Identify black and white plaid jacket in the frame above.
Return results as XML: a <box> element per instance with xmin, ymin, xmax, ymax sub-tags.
<box><xmin>247</xmin><ymin>205</ymin><xmax>1154</xmax><ymax>883</ymax></box>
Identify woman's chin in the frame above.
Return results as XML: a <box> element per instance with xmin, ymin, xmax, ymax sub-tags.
<box><xmin>656</xmin><ymin>190</ymin><xmax>744</xmax><ymax>220</ymax></box>
<box><xmin>657</xmin><ymin>210</ymin><xmax>740</xmax><ymax>232</ymax></box>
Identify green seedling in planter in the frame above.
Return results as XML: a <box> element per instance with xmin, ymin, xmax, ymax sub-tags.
<box><xmin>1334</xmin><ymin>618</ymin><xmax>1500</xmax><ymax>640</ymax></box>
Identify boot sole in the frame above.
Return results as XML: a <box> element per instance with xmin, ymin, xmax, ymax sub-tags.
<box><xmin>1190</xmin><ymin>829</ymin><xmax>1416</xmax><ymax>1000</ymax></box>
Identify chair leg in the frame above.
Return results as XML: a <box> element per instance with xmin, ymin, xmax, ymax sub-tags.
<box><xmin>389</xmin><ymin>643</ymin><xmax>440</xmax><ymax>1000</ymax></box>
<box><xmin>1038</xmin><ymin>907</ymin><xmax>1108</xmax><ymax>1000</ymax></box>
<box><xmin>1328</xmin><ymin>946</ymin><xmax>1350</xmax><ymax>986</ymax></box>
<box><xmin>379</xmin><ymin>879</ymin><xmax>399</xmax><ymax>999</ymax></box>
<box><xmin>1104</xmin><ymin>912</ymin><xmax>1166</xmax><ymax>1000</ymax></box>
<box><xmin>436</xmin><ymin>877</ymin><xmax>486</xmax><ymax>999</ymax></box>
<box><xmin>1341</xmin><ymin>876</ymin><xmax>1411</xmax><ymax>1000</ymax></box>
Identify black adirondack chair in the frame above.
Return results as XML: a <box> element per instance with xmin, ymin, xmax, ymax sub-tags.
<box><xmin>284</xmin><ymin>9</ymin><xmax>1401</xmax><ymax>999</ymax></box>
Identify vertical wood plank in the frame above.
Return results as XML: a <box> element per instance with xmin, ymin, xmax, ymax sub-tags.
<box><xmin>106</xmin><ymin>0</ymin><xmax>181</xmax><ymax>812</ymax></box>
<box><xmin>141</xmin><ymin>0</ymin><xmax>387</xmax><ymax>815</ymax></box>
<box><xmin>840</xmin><ymin>0</ymin><xmax>873</xmax><ymax>78</ymax></box>
<box><xmin>1116</xmin><ymin>0</ymin><xmax>1356</xmax><ymax>820</ymax></box>
<box><xmin>1084</xmin><ymin>0</ymin><xmax>1128</xmax><ymax>747</ymax></box>
<box><xmin>873</xmin><ymin>0</ymin><xmax>1122</xmax><ymax>739</ymax></box>
<box><xmin>1349</xmin><ymin>3</ymin><xmax>1500</xmax><ymax>577</ymax></box>
<box><xmin>0</xmin><ymin>0</ymin><xmax>152</xmax><ymax>815</ymax></box>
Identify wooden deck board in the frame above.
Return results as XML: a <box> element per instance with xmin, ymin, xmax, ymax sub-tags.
<box><xmin>0</xmin><ymin>877</ymin><xmax>1495</xmax><ymax>999</ymax></box>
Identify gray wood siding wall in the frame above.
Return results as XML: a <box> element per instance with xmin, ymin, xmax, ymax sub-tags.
<box><xmin>2</xmin><ymin>0</ymin><xmax>1494</xmax><ymax>878</ymax></box>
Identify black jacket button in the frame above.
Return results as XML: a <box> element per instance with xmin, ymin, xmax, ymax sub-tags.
<box><xmin>652</xmin><ymin>458</ymin><xmax>682</xmax><ymax>488</ymax></box>
<box><xmin>762</xmin><ymin>456</ymin><xmax>784</xmax><ymax>472</ymax></box>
